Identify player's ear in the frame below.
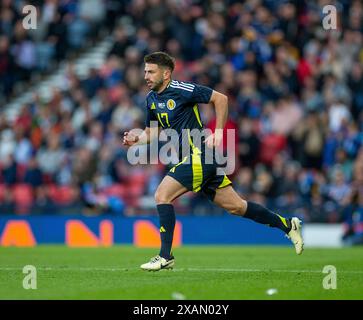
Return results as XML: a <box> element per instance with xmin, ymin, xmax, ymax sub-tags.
<box><xmin>163</xmin><ymin>67</ymin><xmax>171</xmax><ymax>80</ymax></box>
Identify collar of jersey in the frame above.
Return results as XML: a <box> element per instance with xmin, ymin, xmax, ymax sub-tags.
<box><xmin>155</xmin><ymin>80</ymin><xmax>172</xmax><ymax>95</ymax></box>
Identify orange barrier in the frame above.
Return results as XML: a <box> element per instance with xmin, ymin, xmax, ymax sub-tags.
<box><xmin>66</xmin><ymin>220</ymin><xmax>114</xmax><ymax>247</ymax></box>
<box><xmin>0</xmin><ymin>219</ymin><xmax>182</xmax><ymax>247</ymax></box>
<box><xmin>133</xmin><ymin>220</ymin><xmax>182</xmax><ymax>248</ymax></box>
<box><xmin>0</xmin><ymin>221</ymin><xmax>36</xmax><ymax>247</ymax></box>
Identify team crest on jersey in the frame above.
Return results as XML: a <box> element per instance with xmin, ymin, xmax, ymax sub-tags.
<box><xmin>167</xmin><ymin>99</ymin><xmax>176</xmax><ymax>110</ymax></box>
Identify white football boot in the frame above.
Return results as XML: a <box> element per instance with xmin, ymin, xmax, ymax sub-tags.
<box><xmin>140</xmin><ymin>255</ymin><xmax>175</xmax><ymax>271</ymax></box>
<box><xmin>286</xmin><ymin>217</ymin><xmax>304</xmax><ymax>255</ymax></box>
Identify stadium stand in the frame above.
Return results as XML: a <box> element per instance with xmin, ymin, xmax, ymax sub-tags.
<box><xmin>0</xmin><ymin>0</ymin><xmax>363</xmax><ymax>242</ymax></box>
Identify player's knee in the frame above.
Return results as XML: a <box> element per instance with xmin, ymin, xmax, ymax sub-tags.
<box><xmin>229</xmin><ymin>200</ymin><xmax>247</xmax><ymax>216</ymax></box>
<box><xmin>154</xmin><ymin>189</ymin><xmax>172</xmax><ymax>204</ymax></box>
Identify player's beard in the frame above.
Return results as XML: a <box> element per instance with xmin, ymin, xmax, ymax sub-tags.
<box><xmin>149</xmin><ymin>77</ymin><xmax>164</xmax><ymax>91</ymax></box>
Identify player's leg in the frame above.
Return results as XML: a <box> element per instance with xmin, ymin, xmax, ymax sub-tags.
<box><xmin>140</xmin><ymin>175</ymin><xmax>188</xmax><ymax>271</ymax></box>
<box><xmin>212</xmin><ymin>185</ymin><xmax>290</xmax><ymax>231</ymax></box>
<box><xmin>154</xmin><ymin>175</ymin><xmax>188</xmax><ymax>258</ymax></box>
<box><xmin>212</xmin><ymin>185</ymin><xmax>304</xmax><ymax>254</ymax></box>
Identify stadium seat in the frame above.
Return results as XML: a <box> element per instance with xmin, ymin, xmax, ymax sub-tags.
<box><xmin>124</xmin><ymin>195</ymin><xmax>140</xmax><ymax>208</ymax></box>
<box><xmin>130</xmin><ymin>172</ymin><xmax>147</xmax><ymax>186</ymax></box>
<box><xmin>13</xmin><ymin>184</ymin><xmax>34</xmax><ymax>208</ymax></box>
<box><xmin>47</xmin><ymin>184</ymin><xmax>58</xmax><ymax>199</ymax></box>
<box><xmin>0</xmin><ymin>184</ymin><xmax>6</xmax><ymax>202</ymax></box>
<box><xmin>128</xmin><ymin>183</ymin><xmax>144</xmax><ymax>197</ymax></box>
<box><xmin>48</xmin><ymin>185</ymin><xmax>76</xmax><ymax>205</ymax></box>
<box><xmin>104</xmin><ymin>184</ymin><xmax>127</xmax><ymax>198</ymax></box>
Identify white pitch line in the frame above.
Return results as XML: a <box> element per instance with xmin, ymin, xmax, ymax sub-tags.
<box><xmin>181</xmin><ymin>267</ymin><xmax>363</xmax><ymax>274</ymax></box>
<box><xmin>0</xmin><ymin>266</ymin><xmax>362</xmax><ymax>274</ymax></box>
<box><xmin>0</xmin><ymin>267</ymin><xmax>132</xmax><ymax>272</ymax></box>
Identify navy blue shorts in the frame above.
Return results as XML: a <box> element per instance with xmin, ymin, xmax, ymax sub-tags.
<box><xmin>166</xmin><ymin>151</ymin><xmax>232</xmax><ymax>202</ymax></box>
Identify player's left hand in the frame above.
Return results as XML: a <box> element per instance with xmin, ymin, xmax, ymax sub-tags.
<box><xmin>205</xmin><ymin>129</ymin><xmax>223</xmax><ymax>148</ymax></box>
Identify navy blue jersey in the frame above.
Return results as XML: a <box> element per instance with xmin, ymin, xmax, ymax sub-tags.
<box><xmin>145</xmin><ymin>80</ymin><xmax>213</xmax><ymax>159</ymax></box>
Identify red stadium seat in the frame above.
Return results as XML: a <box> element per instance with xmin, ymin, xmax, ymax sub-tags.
<box><xmin>104</xmin><ymin>184</ymin><xmax>127</xmax><ymax>198</ymax></box>
<box><xmin>57</xmin><ymin>186</ymin><xmax>76</xmax><ymax>205</ymax></box>
<box><xmin>13</xmin><ymin>184</ymin><xmax>33</xmax><ymax>207</ymax></box>
<box><xmin>48</xmin><ymin>185</ymin><xmax>76</xmax><ymax>205</ymax></box>
<box><xmin>124</xmin><ymin>195</ymin><xmax>140</xmax><ymax>208</ymax></box>
<box><xmin>0</xmin><ymin>184</ymin><xmax>6</xmax><ymax>202</ymax></box>
<box><xmin>130</xmin><ymin>172</ymin><xmax>147</xmax><ymax>186</ymax></box>
<box><xmin>47</xmin><ymin>184</ymin><xmax>58</xmax><ymax>199</ymax></box>
<box><xmin>128</xmin><ymin>183</ymin><xmax>144</xmax><ymax>197</ymax></box>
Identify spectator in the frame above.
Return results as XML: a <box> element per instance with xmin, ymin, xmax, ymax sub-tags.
<box><xmin>112</xmin><ymin>97</ymin><xmax>142</xmax><ymax>132</ymax></box>
<box><xmin>72</xmin><ymin>147</ymin><xmax>97</xmax><ymax>186</ymax></box>
<box><xmin>293</xmin><ymin>111</ymin><xmax>325</xmax><ymax>169</ymax></box>
<box><xmin>1</xmin><ymin>155</ymin><xmax>17</xmax><ymax>186</ymax></box>
<box><xmin>237</xmin><ymin>117</ymin><xmax>260</xmax><ymax>167</ymax></box>
<box><xmin>326</xmin><ymin>167</ymin><xmax>351</xmax><ymax>206</ymax></box>
<box><xmin>0</xmin><ymin>35</ymin><xmax>14</xmax><ymax>97</ymax></box>
<box><xmin>0</xmin><ymin>129</ymin><xmax>15</xmax><ymax>162</ymax></box>
<box><xmin>24</xmin><ymin>156</ymin><xmax>43</xmax><ymax>188</ymax></box>
<box><xmin>0</xmin><ymin>0</ymin><xmax>362</xmax><ymax>220</ymax></box>
<box><xmin>37</xmin><ymin>134</ymin><xmax>66</xmax><ymax>179</ymax></box>
<box><xmin>13</xmin><ymin>127</ymin><xmax>33</xmax><ymax>165</ymax></box>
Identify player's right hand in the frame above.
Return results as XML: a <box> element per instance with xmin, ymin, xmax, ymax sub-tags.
<box><xmin>123</xmin><ymin>131</ymin><xmax>139</xmax><ymax>146</ymax></box>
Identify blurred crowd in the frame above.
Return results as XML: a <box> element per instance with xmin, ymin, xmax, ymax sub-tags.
<box><xmin>0</xmin><ymin>0</ymin><xmax>122</xmax><ymax>103</ymax></box>
<box><xmin>0</xmin><ymin>0</ymin><xmax>363</xmax><ymax>241</ymax></box>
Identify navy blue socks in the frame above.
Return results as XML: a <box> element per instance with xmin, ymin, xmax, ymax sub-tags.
<box><xmin>156</xmin><ymin>201</ymin><xmax>290</xmax><ymax>259</ymax></box>
<box><xmin>157</xmin><ymin>204</ymin><xmax>175</xmax><ymax>259</ymax></box>
<box><xmin>244</xmin><ymin>201</ymin><xmax>291</xmax><ymax>234</ymax></box>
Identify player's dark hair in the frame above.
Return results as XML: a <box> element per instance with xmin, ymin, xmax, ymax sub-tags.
<box><xmin>144</xmin><ymin>52</ymin><xmax>175</xmax><ymax>71</ymax></box>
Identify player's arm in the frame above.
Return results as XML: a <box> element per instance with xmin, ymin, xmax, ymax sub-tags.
<box><xmin>206</xmin><ymin>90</ymin><xmax>228</xmax><ymax>147</ymax></box>
<box><xmin>210</xmin><ymin>90</ymin><xmax>228</xmax><ymax>131</ymax></box>
<box><xmin>123</xmin><ymin>126</ymin><xmax>160</xmax><ymax>146</ymax></box>
<box><xmin>123</xmin><ymin>95</ymin><xmax>161</xmax><ymax>146</ymax></box>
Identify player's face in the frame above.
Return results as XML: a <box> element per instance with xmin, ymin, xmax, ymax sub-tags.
<box><xmin>144</xmin><ymin>63</ymin><xmax>168</xmax><ymax>91</ymax></box>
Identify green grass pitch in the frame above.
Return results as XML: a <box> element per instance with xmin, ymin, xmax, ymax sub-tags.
<box><xmin>0</xmin><ymin>245</ymin><xmax>362</xmax><ymax>300</ymax></box>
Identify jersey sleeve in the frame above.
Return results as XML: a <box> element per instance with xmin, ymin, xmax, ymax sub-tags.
<box><xmin>145</xmin><ymin>105</ymin><xmax>158</xmax><ymax>127</ymax></box>
<box><xmin>144</xmin><ymin>96</ymin><xmax>158</xmax><ymax>127</ymax></box>
<box><xmin>187</xmin><ymin>83</ymin><xmax>213</xmax><ymax>104</ymax></box>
